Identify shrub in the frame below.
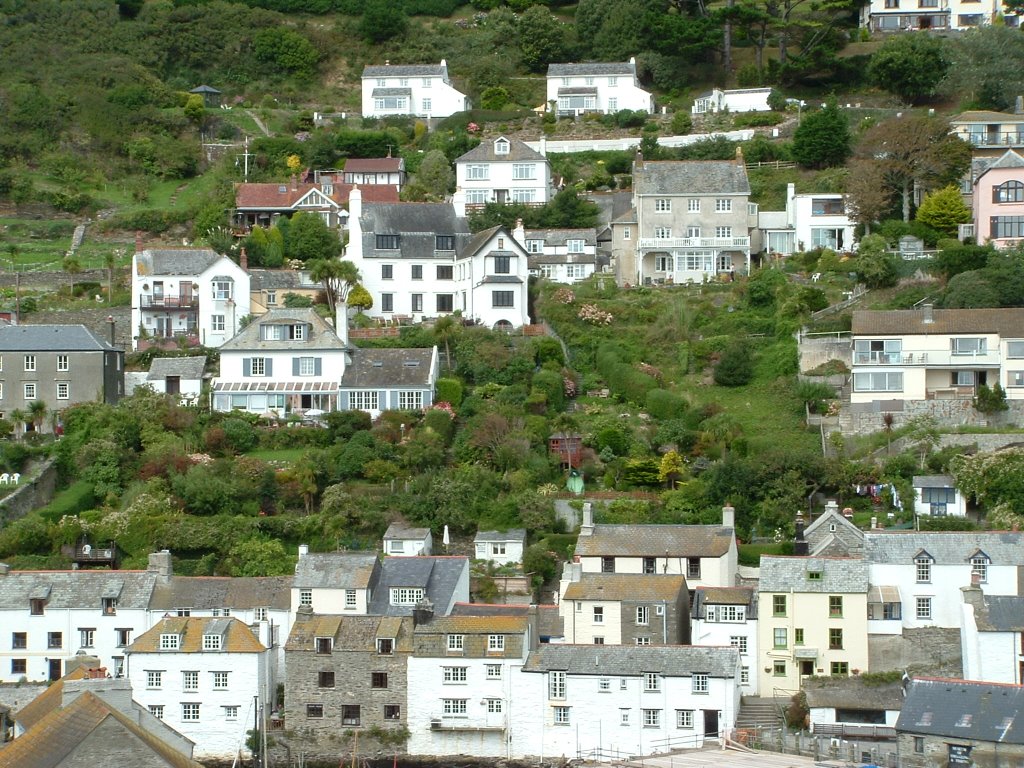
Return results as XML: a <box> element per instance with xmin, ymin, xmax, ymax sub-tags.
<box><xmin>221</xmin><ymin>418</ymin><xmax>257</xmax><ymax>454</ymax></box>
<box><xmin>646</xmin><ymin>389</ymin><xmax>687</xmax><ymax>420</ymax></box>
<box><xmin>732</xmin><ymin>112</ymin><xmax>784</xmax><ymax>128</ymax></box>
<box><xmin>671</xmin><ymin>112</ymin><xmax>693</xmax><ymax>135</ymax></box>
<box><xmin>714</xmin><ymin>341</ymin><xmax>754</xmax><ymax>386</ymax></box>
<box><xmin>435</xmin><ymin>378</ymin><xmax>464</xmax><ymax>407</ymax></box>
<box><xmin>532</xmin><ymin>369</ymin><xmax>565</xmax><ymax>412</ymax></box>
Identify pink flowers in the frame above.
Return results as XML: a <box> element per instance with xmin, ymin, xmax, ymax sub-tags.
<box><xmin>578</xmin><ymin>303</ymin><xmax>613</xmax><ymax>325</ymax></box>
<box><xmin>431</xmin><ymin>401</ymin><xmax>457</xmax><ymax>418</ymax></box>
<box><xmin>553</xmin><ymin>287</ymin><xmax>576</xmax><ymax>305</ymax></box>
<box><xmin>467</xmin><ymin>122</ymin><xmax>480</xmax><ymax>133</ymax></box>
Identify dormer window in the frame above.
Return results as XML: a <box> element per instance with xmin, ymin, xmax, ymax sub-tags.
<box><xmin>495</xmin><ymin>138</ymin><xmax>510</xmax><ymax>155</ymax></box>
<box><xmin>376</xmin><ymin>234</ymin><xmax>401</xmax><ymax>250</ymax></box>
<box><xmin>970</xmin><ymin>551</ymin><xmax>990</xmax><ymax>582</ymax></box>
<box><xmin>212</xmin><ymin>279</ymin><xmax>232</xmax><ymax>300</ymax></box>
<box><xmin>377</xmin><ymin>638</ymin><xmax>394</xmax><ymax>655</ymax></box>
<box><xmin>102</xmin><ymin>598</ymin><xmax>118</xmax><ymax>615</ymax></box>
<box><xmin>30</xmin><ymin>598</ymin><xmax>45</xmax><ymax>615</ymax></box>
<box><xmin>261</xmin><ymin>323</ymin><xmax>307</xmax><ymax>341</ymax></box>
<box><xmin>915</xmin><ymin>553</ymin><xmax>933</xmax><ymax>583</ymax></box>
<box><xmin>160</xmin><ymin>633</ymin><xmax>180</xmax><ymax>650</ymax></box>
<box><xmin>390</xmin><ymin>587</ymin><xmax>424</xmax><ymax>606</ymax></box>
<box><xmin>436</xmin><ymin>235</ymin><xmax>455</xmax><ymax>251</ymax></box>
<box><xmin>315</xmin><ymin>637</ymin><xmax>333</xmax><ymax>655</ymax></box>
<box><xmin>203</xmin><ymin>634</ymin><xmax>222</xmax><ymax>651</ymax></box>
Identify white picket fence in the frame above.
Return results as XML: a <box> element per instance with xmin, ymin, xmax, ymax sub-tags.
<box><xmin>524</xmin><ymin>129</ymin><xmax>756</xmax><ymax>154</ymax></box>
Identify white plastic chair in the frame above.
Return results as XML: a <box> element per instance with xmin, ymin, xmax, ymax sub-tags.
<box><xmin>0</xmin><ymin>474</ymin><xmax>9</xmax><ymax>485</ymax></box>
<box><xmin>11</xmin><ymin>473</ymin><xmax>20</xmax><ymax>485</ymax></box>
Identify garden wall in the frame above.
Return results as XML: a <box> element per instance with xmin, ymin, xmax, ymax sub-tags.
<box><xmin>0</xmin><ymin>458</ymin><xmax>58</xmax><ymax>530</ymax></box>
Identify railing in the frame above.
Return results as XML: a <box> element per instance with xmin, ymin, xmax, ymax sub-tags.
<box><xmin>140</xmin><ymin>294</ymin><xmax>198</xmax><ymax>309</ymax></box>
<box><xmin>137</xmin><ymin>334</ymin><xmax>200</xmax><ymax>351</ymax></box>
<box><xmin>969</xmin><ymin>132</ymin><xmax>1024</xmax><ymax>147</ymax></box>
<box><xmin>638</xmin><ymin>236</ymin><xmax>751</xmax><ymax>250</ymax></box>
<box><xmin>853</xmin><ymin>349</ymin><xmax>1000</xmax><ymax>366</ymax></box>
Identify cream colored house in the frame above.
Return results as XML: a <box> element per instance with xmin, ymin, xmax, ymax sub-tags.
<box><xmin>850</xmin><ymin>306</ymin><xmax>1024</xmax><ymax>406</ymax></box>
<box><xmin>757</xmin><ymin>556</ymin><xmax>869</xmax><ymax>696</ymax></box>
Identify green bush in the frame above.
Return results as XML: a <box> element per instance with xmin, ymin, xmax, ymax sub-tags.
<box><xmin>671</xmin><ymin>111</ymin><xmax>693</xmax><ymax>135</ymax></box>
<box><xmin>221</xmin><ymin>418</ymin><xmax>258</xmax><ymax>454</ymax></box>
<box><xmin>732</xmin><ymin>112</ymin><xmax>784</xmax><ymax>128</ymax></box>
<box><xmin>435</xmin><ymin>378</ymin><xmax>464</xmax><ymax>407</ymax></box>
<box><xmin>646</xmin><ymin>389</ymin><xmax>687</xmax><ymax>420</ymax></box>
<box><xmin>714</xmin><ymin>341</ymin><xmax>754</xmax><ymax>386</ymax></box>
<box><xmin>532</xmin><ymin>369</ymin><xmax>566</xmax><ymax>412</ymax></box>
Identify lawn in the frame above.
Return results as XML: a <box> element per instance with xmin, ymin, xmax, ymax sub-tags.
<box><xmin>246</xmin><ymin>448</ymin><xmax>308</xmax><ymax>466</ymax></box>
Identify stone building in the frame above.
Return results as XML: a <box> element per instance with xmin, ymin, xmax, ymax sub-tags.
<box><xmin>284</xmin><ymin>611</ymin><xmax>414</xmax><ymax>759</ymax></box>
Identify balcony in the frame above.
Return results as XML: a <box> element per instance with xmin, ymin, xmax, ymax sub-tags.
<box><xmin>430</xmin><ymin>717</ymin><xmax>505</xmax><ymax>732</ymax></box>
<box><xmin>638</xmin><ymin>236</ymin><xmax>751</xmax><ymax>251</ymax></box>
<box><xmin>140</xmin><ymin>293</ymin><xmax>198</xmax><ymax>310</ymax></box>
<box><xmin>854</xmin><ymin>349</ymin><xmax>1000</xmax><ymax>367</ymax></box>
<box><xmin>968</xmin><ymin>132</ymin><xmax>1024</xmax><ymax>148</ymax></box>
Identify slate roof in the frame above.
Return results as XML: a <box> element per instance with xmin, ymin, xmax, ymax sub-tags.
<box><xmin>804</xmin><ymin>508</ymin><xmax>862</xmax><ymax>539</ymax></box>
<box><xmin>803</xmin><ymin>677</ymin><xmax>903</xmax><ymax>711</ymax></box>
<box><xmin>384</xmin><ymin>523</ymin><xmax>432</xmax><ymax>540</ymax></box>
<box><xmin>367</xmin><ymin>556</ymin><xmax>469</xmax><ymax>616</ymax></box>
<box><xmin>976</xmin><ymin>149</ymin><xmax>1024</xmax><ymax>182</ymax></box>
<box><xmin>574</xmin><ymin>524</ymin><xmax>734</xmax><ymax>558</ymax></box>
<box><xmin>129</xmin><ymin>616</ymin><xmax>265</xmax><ymax>653</ymax></box>
<box><xmin>538</xmin><ymin>604</ymin><xmax>565</xmax><ymax>639</ymax></box>
<box><xmin>343</xmin><ymin>158</ymin><xmax>404</xmax><ymax>173</ymax></box>
<box><xmin>0</xmin><ymin>570</ymin><xmax>157</xmax><ymax>610</ymax></box>
<box><xmin>293</xmin><ymin>552</ymin><xmax>380</xmax><ymax>590</ymax></box>
<box><xmin>248</xmin><ymin>268</ymin><xmax>320</xmax><ymax>291</ymax></box>
<box><xmin>234</xmin><ymin>182</ymin><xmax>398</xmax><ymax>210</ymax></box>
<box><xmin>372</xmin><ymin>87</ymin><xmax>412</xmax><ymax>98</ymax></box>
<box><xmin>190</xmin><ymin>85</ymin><xmax>220</xmax><ymax>95</ymax></box>
<box><xmin>851</xmin><ymin>307</ymin><xmax>1024</xmax><ymax>337</ymax></box>
<box><xmin>525</xmin><ymin>228</ymin><xmax>597</xmax><ymax>246</ymax></box>
<box><xmin>978</xmin><ymin>595</ymin><xmax>1024</xmax><ymax>631</ymax></box>
<box><xmin>456</xmin><ymin>137</ymin><xmax>546</xmax><ymax>164</ymax></box>
<box><xmin>0</xmin><ymin>690</ymin><xmax>204</xmax><ymax>768</ymax></box>
<box><xmin>413</xmin><ymin>614</ymin><xmax>530</xmax><ymax>635</ymax></box>
<box><xmin>461</xmin><ymin>226</ymin><xmax>529</xmax><ymax>261</ymax></box>
<box><xmin>447</xmin><ymin>602</ymin><xmax>565</xmax><ymax>638</ymax></box>
<box><xmin>897</xmin><ymin>677</ymin><xmax>1024</xmax><ymax>744</ymax></box>
<box><xmin>474</xmin><ymin>528</ymin><xmax>526</xmax><ymax>544</ymax></box>
<box><xmin>285</xmin><ymin>614</ymin><xmax>415</xmax><ymax>652</ymax></box>
<box><xmin>148</xmin><ymin>575</ymin><xmax>292</xmax><ymax>611</ymax></box>
<box><xmin>0</xmin><ymin>324</ymin><xmax>118</xmax><ymax>352</ymax></box>
<box><xmin>523</xmin><ymin>644</ymin><xmax>738</xmax><ymax>677</ymax></box>
<box><xmin>758</xmin><ymin>556</ymin><xmax>869</xmax><ymax>593</ymax></box>
<box><xmin>339</xmin><ymin>347</ymin><xmax>435</xmax><ymax>389</ymax></box>
<box><xmin>864</xmin><ymin>531</ymin><xmax>1024</xmax><ymax>565</ymax></box>
<box><xmin>219</xmin><ymin>308</ymin><xmax>347</xmax><ymax>352</ymax></box>
<box><xmin>363</xmin><ymin>62</ymin><xmax>447</xmax><ymax>78</ymax></box>
<box><xmin>952</xmin><ymin>110</ymin><xmax>1024</xmax><ymax>124</ymax></box>
<box><xmin>147</xmin><ymin>356</ymin><xmax>206</xmax><ymax>382</ymax></box>
<box><xmin>548</xmin><ymin>61</ymin><xmax>636</xmax><ymax>77</ymax></box>
<box><xmin>563</xmin><ymin>574</ymin><xmax>687</xmax><ymax>602</ymax></box>
<box><xmin>135</xmin><ymin>248</ymin><xmax>223</xmax><ymax>276</ymax></box>
<box><xmin>691</xmin><ymin>587</ymin><xmax>757</xmax><ymax>620</ymax></box>
<box><xmin>359</xmin><ymin>203</ymin><xmax>472</xmax><ymax>260</ymax></box>
<box><xmin>634</xmin><ymin>160</ymin><xmax>751</xmax><ymax>196</ymax></box>
<box><xmin>913</xmin><ymin>474</ymin><xmax>955</xmax><ymax>489</ymax></box>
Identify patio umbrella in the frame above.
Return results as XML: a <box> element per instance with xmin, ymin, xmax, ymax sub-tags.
<box><xmin>443</xmin><ymin>524</ymin><xmax>450</xmax><ymax>553</ymax></box>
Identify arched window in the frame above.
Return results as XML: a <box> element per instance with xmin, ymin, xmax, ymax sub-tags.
<box><xmin>994</xmin><ymin>180</ymin><xmax>1024</xmax><ymax>203</ymax></box>
<box><xmin>493</xmin><ymin>319</ymin><xmax>513</xmax><ymax>334</ymax></box>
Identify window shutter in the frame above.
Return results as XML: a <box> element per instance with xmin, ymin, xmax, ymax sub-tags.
<box><xmin>266</xmin><ymin>358</ymin><xmax>273</xmax><ymax>377</ymax></box>
<box><xmin>243</xmin><ymin>358</ymin><xmax>251</xmax><ymax>377</ymax></box>
<box><xmin>293</xmin><ymin>357</ymin><xmax>300</xmax><ymax>376</ymax></box>
<box><xmin>314</xmin><ymin>358</ymin><xmax>322</xmax><ymax>376</ymax></box>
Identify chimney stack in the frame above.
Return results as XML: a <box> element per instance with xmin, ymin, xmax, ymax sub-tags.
<box><xmin>336</xmin><ymin>301</ymin><xmax>349</xmax><ymax>346</ymax></box>
<box><xmin>240</xmin><ymin>247</ymin><xmax>248</xmax><ymax>272</ymax></box>
<box><xmin>348</xmin><ymin>185</ymin><xmax>362</xmax><ymax>221</ymax></box>
<box><xmin>794</xmin><ymin>512</ymin><xmax>808</xmax><ymax>556</ymax></box>
<box><xmin>870</xmin><ymin>516</ymin><xmax>878</xmax><ymax>530</ymax></box>
<box><xmin>290</xmin><ymin>174</ymin><xmax>298</xmax><ymax>192</ymax></box>
<box><xmin>922</xmin><ymin>304</ymin><xmax>934</xmax><ymax>324</ymax></box>
<box><xmin>824</xmin><ymin>499</ymin><xmax>839</xmax><ymax>516</ymax></box>
<box><xmin>147</xmin><ymin>550</ymin><xmax>173</xmax><ymax>579</ymax></box>
<box><xmin>722</xmin><ymin>504</ymin><xmax>735</xmax><ymax>529</ymax></box>
<box><xmin>1016</xmin><ymin>95</ymin><xmax>1023</xmax><ymax>115</ymax></box>
<box><xmin>735</xmin><ymin>145</ymin><xmax>745</xmax><ymax>167</ymax></box>
<box><xmin>581</xmin><ymin>502</ymin><xmax>594</xmax><ymax>535</ymax></box>
<box><xmin>413</xmin><ymin>598</ymin><xmax>435</xmax><ymax>626</ymax></box>
<box><xmin>135</xmin><ymin>231</ymin><xmax>143</xmax><ymax>254</ymax></box>
<box><xmin>107</xmin><ymin>315</ymin><xmax>115</xmax><ymax>347</ymax></box>
<box><xmin>512</xmin><ymin>218</ymin><xmax>526</xmax><ymax>247</ymax></box>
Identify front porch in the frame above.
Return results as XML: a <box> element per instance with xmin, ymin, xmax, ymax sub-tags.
<box><xmin>640</xmin><ymin>245</ymin><xmax>750</xmax><ymax>285</ymax></box>
<box><xmin>211</xmin><ymin>381</ymin><xmax>339</xmax><ymax>415</ymax></box>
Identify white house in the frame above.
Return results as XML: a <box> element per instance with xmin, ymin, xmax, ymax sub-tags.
<box><xmin>383</xmin><ymin>524</ymin><xmax>433</xmax><ymax>557</ymax></box>
<box><xmin>211</xmin><ymin>307</ymin><xmax>348</xmax><ymax>415</ymax></box>
<box><xmin>291</xmin><ymin>549</ymin><xmax>379</xmax><ymax>622</ymax></box>
<box><xmin>473</xmin><ymin>529</ymin><xmax>526</xmax><ymax>566</ymax></box>
<box><xmin>340</xmin><ymin>158</ymin><xmax>407</xmax><ymax>191</ymax></box>
<box><xmin>865</xmin><ymin>530</ymin><xmax>1024</xmax><ymax>633</ymax></box>
<box><xmin>961</xmin><ymin>586</ymin><xmax>1024</xmax><ymax>684</ymax></box>
<box><xmin>513</xmin><ymin>645</ymin><xmax>741</xmax><ymax>760</ymax></box>
<box><xmin>519</xmin><ymin>227</ymin><xmax>599</xmax><ymax>284</ymax></box>
<box><xmin>132</xmin><ymin>246</ymin><xmax>251</xmax><ymax>350</ymax></box>
<box><xmin>455</xmin><ymin>136</ymin><xmax>552</xmax><ymax>208</ymax></box>
<box><xmin>126</xmin><ymin>616</ymin><xmax>272</xmax><ymax>761</ymax></box>
<box><xmin>692</xmin><ymin>87</ymin><xmax>772</xmax><ymax>115</ymax></box>
<box><xmin>690</xmin><ymin>587</ymin><xmax>759</xmax><ymax>696</ymax></box>
<box><xmin>345</xmin><ymin>190</ymin><xmax>531</xmax><ymax>330</ymax></box>
<box><xmin>144</xmin><ymin>356</ymin><xmax>206</xmax><ymax>404</ymax></box>
<box><xmin>338</xmin><ymin>346</ymin><xmax>440</xmax><ymax>420</ymax></box>
<box><xmin>573</xmin><ymin>504</ymin><xmax>739</xmax><ymax>590</ymax></box>
<box><xmin>406</xmin><ymin>612</ymin><xmax>531</xmax><ymax>759</ymax></box>
<box><xmin>0</xmin><ymin>565</ymin><xmax>159</xmax><ymax>683</ymax></box>
<box><xmin>912</xmin><ymin>475</ymin><xmax>967</xmax><ymax>518</ymax></box>
<box><xmin>759</xmin><ymin>183</ymin><xmax>857</xmax><ymax>256</ymax></box>
<box><xmin>546</xmin><ymin>59</ymin><xmax>653</xmax><ymax>116</ymax></box>
<box><xmin>850</xmin><ymin>307</ymin><xmax>1024</xmax><ymax>407</ymax></box>
<box><xmin>361</xmin><ymin>60</ymin><xmax>469</xmax><ymax>119</ymax></box>
<box><xmin>860</xmin><ymin>0</ymin><xmax>1018</xmax><ymax>30</ymax></box>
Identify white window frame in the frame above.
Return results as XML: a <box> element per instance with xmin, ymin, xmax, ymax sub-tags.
<box><xmin>643</xmin><ymin>672</ymin><xmax>660</xmax><ymax>692</ymax></box>
<box><xmin>643</xmin><ymin>709</ymin><xmax>661</xmax><ymax>728</ymax></box>
<box><xmin>655</xmin><ymin>198</ymin><xmax>672</xmax><ymax>212</ymax></box>
<box><xmin>57</xmin><ymin>354</ymin><xmax>69</xmax><ymax>372</ymax></box>
<box><xmin>715</xmin><ymin>198</ymin><xmax>732</xmax><ymax>212</ymax></box>
<box><xmin>486</xmin><ymin>664</ymin><xmax>502</xmax><ymax>679</ymax></box>
<box><xmin>24</xmin><ymin>355</ymin><xmax>35</xmax><ymax>372</ymax></box>
<box><xmin>23</xmin><ymin>383</ymin><xmax>36</xmax><ymax>401</ymax></box>
<box><xmin>213</xmin><ymin>671</ymin><xmax>229</xmax><ymax>689</ymax></box>
<box><xmin>549</xmin><ymin>670</ymin><xmax>566</xmax><ymax>699</ymax></box>
<box><xmin>692</xmin><ymin>673</ymin><xmax>709</xmax><ymax>693</ymax></box>
<box><xmin>443</xmin><ymin>666</ymin><xmax>468</xmax><ymax>683</ymax></box>
<box><xmin>56</xmin><ymin>382</ymin><xmax>69</xmax><ymax>400</ymax></box>
<box><xmin>676</xmin><ymin>709</ymin><xmax>694</xmax><ymax>729</ymax></box>
<box><xmin>916</xmin><ymin>596</ymin><xmax>932</xmax><ymax>620</ymax></box>
<box><xmin>183</xmin><ymin>670</ymin><xmax>199</xmax><ymax>691</ymax></box>
<box><xmin>688</xmin><ymin>199</ymin><xmax>701</xmax><ymax>212</ymax></box>
<box><xmin>211</xmin><ymin>315</ymin><xmax>226</xmax><ymax>332</ymax></box>
<box><xmin>636</xmin><ymin>606</ymin><xmax>649</xmax><ymax>625</ymax></box>
<box><xmin>443</xmin><ymin>699</ymin><xmax>467</xmax><ymax>716</ymax></box>
<box><xmin>202</xmin><ymin>634</ymin><xmax>222</xmax><ymax>651</ymax></box>
<box><xmin>447</xmin><ymin>634</ymin><xmax>464</xmax><ymax>652</ymax></box>
<box><xmin>181</xmin><ymin>703</ymin><xmax>200</xmax><ymax>722</ymax></box>
<box><xmin>512</xmin><ymin>164</ymin><xmax>536</xmax><ymax>180</ymax></box>
<box><xmin>398</xmin><ymin>390</ymin><xmax>422</xmax><ymax>410</ymax></box>
<box><xmin>159</xmin><ymin>634</ymin><xmax>179</xmax><ymax>650</ymax></box>
<box><xmin>146</xmin><ymin>670</ymin><xmax>162</xmax><ymax>689</ymax></box>
<box><xmin>488</xmin><ymin>634</ymin><xmax>505</xmax><ymax>652</ymax></box>
<box><xmin>389</xmin><ymin>587</ymin><xmax>424</xmax><ymax>606</ymax></box>
<box><xmin>553</xmin><ymin>706</ymin><xmax>570</xmax><ymax>725</ymax></box>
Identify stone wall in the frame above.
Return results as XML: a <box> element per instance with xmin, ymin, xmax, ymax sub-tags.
<box><xmin>868</xmin><ymin>628</ymin><xmax>963</xmax><ymax>678</ymax></box>
<box><xmin>798</xmin><ymin>335</ymin><xmax>851</xmax><ymax>374</ymax></box>
<box><xmin>0</xmin><ymin>680</ymin><xmax>48</xmax><ymax>714</ymax></box>
<box><xmin>843</xmin><ymin>398</ymin><xmax>1024</xmax><ymax>436</ymax></box>
<box><xmin>897</xmin><ymin>731</ymin><xmax>1024</xmax><ymax>768</ymax></box>
<box><xmin>0</xmin><ymin>458</ymin><xmax>57</xmax><ymax>531</ymax></box>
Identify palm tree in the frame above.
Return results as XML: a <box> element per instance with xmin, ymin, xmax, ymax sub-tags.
<box><xmin>433</xmin><ymin>315</ymin><xmax>457</xmax><ymax>371</ymax></box>
<box><xmin>699</xmin><ymin>412</ymin><xmax>744</xmax><ymax>458</ymax></box>
<box><xmin>10</xmin><ymin>408</ymin><xmax>26</xmax><ymax>439</ymax></box>
<box><xmin>28</xmin><ymin>401</ymin><xmax>47</xmax><ymax>434</ymax></box>
<box><xmin>308</xmin><ymin>258</ymin><xmax>361</xmax><ymax>316</ymax></box>
<box><xmin>63</xmin><ymin>255</ymin><xmax>82</xmax><ymax>299</ymax></box>
<box><xmin>104</xmin><ymin>249</ymin><xmax>120</xmax><ymax>303</ymax></box>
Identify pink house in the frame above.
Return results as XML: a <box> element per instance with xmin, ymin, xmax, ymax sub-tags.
<box><xmin>973</xmin><ymin>149</ymin><xmax>1024</xmax><ymax>248</ymax></box>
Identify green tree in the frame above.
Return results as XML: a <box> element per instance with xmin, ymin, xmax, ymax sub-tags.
<box><xmin>855</xmin><ymin>234</ymin><xmax>899</xmax><ymax>288</ymax></box>
<box><xmin>253</xmin><ymin>28</ymin><xmax>320</xmax><ymax>78</ymax></box>
<box><xmin>348</xmin><ymin>284</ymin><xmax>373</xmax><ymax>312</ymax></box>
<box><xmin>308</xmin><ymin>258</ymin><xmax>361</xmax><ymax>316</ymax></box>
<box><xmin>434</xmin><ymin>315</ymin><xmax>458</xmax><ymax>371</ymax></box>
<box><xmin>518</xmin><ymin>6</ymin><xmax>568</xmax><ymax>72</ymax></box>
<box><xmin>287</xmin><ymin>212</ymin><xmax>342</xmax><ymax>263</ymax></box>
<box><xmin>915</xmin><ymin>185</ymin><xmax>972</xmax><ymax>238</ymax></box>
<box><xmin>183</xmin><ymin>94</ymin><xmax>206</xmax><ymax>128</ymax></box>
<box><xmin>934</xmin><ymin>244</ymin><xmax>995</xmax><ymax>282</ymax></box>
<box><xmin>62</xmin><ymin>255</ymin><xmax>82</xmax><ymax>297</ymax></box>
<box><xmin>360</xmin><ymin>0</ymin><xmax>408</xmax><ymax>43</ymax></box>
<box><xmin>414</xmin><ymin>150</ymin><xmax>454</xmax><ymax>201</ymax></box>
<box><xmin>28</xmin><ymin>401</ymin><xmax>47</xmax><ymax>434</ymax></box>
<box><xmin>713</xmin><ymin>341</ymin><xmax>754</xmax><ymax>386</ymax></box>
<box><xmin>791</xmin><ymin>102</ymin><xmax>851</xmax><ymax>169</ymax></box>
<box><xmin>942</xmin><ymin>269</ymin><xmax>1001</xmax><ymax>308</ymax></box>
<box><xmin>869</xmin><ymin>34</ymin><xmax>949</xmax><ymax>104</ymax></box>
<box><xmin>226</xmin><ymin>538</ymin><xmax>293</xmax><ymax>577</ymax></box>
<box><xmin>943</xmin><ymin>27</ymin><xmax>1024</xmax><ymax>111</ymax></box>
<box><xmin>659</xmin><ymin>450</ymin><xmax>685</xmax><ymax>489</ymax></box>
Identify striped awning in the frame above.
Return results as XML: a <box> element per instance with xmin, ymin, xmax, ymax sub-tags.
<box><xmin>213</xmin><ymin>381</ymin><xmax>337</xmax><ymax>393</ymax></box>
<box><xmin>868</xmin><ymin>585</ymin><xmax>901</xmax><ymax>603</ymax></box>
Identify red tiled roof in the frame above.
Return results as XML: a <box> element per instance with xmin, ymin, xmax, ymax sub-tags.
<box><xmin>234</xmin><ymin>182</ymin><xmax>398</xmax><ymax>210</ymax></box>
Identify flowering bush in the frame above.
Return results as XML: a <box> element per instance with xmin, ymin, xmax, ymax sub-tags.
<box><xmin>577</xmin><ymin>303</ymin><xmax>613</xmax><ymax>325</ymax></box>
<box><xmin>553</xmin><ymin>287</ymin><xmax>575</xmax><ymax>305</ymax></box>
<box><xmin>563</xmin><ymin>377</ymin><xmax>578</xmax><ymax>398</ymax></box>
<box><xmin>537</xmin><ymin>483</ymin><xmax>560</xmax><ymax>496</ymax></box>
<box><xmin>431</xmin><ymin>401</ymin><xmax>457</xmax><ymax>419</ymax></box>
<box><xmin>467</xmin><ymin>122</ymin><xmax>480</xmax><ymax>133</ymax></box>
<box><xmin>637</xmin><ymin>362</ymin><xmax>663</xmax><ymax>382</ymax></box>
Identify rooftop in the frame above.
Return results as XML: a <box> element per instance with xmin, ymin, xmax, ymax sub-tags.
<box><xmin>898</xmin><ymin>677</ymin><xmax>1024</xmax><ymax>744</ymax></box>
<box><xmin>363</xmin><ymin>61</ymin><xmax>448</xmax><ymax>78</ymax></box>
<box><xmin>128</xmin><ymin>616</ymin><xmax>265</xmax><ymax>654</ymax></box>
<box><xmin>852</xmin><ymin>307</ymin><xmax>1024</xmax><ymax>336</ymax></box>
<box><xmin>0</xmin><ymin>324</ymin><xmax>118</xmax><ymax>353</ymax></box>
<box><xmin>575</xmin><ymin>524</ymin><xmax>734</xmax><ymax>559</ymax></box>
<box><xmin>523</xmin><ymin>644</ymin><xmax>738</xmax><ymax>677</ymax></box>
<box><xmin>563</xmin><ymin>574</ymin><xmax>687</xmax><ymax>602</ymax></box>
<box><xmin>864</xmin><ymin>530</ymin><xmax>1024</xmax><ymax>565</ymax></box>
<box><xmin>339</xmin><ymin>347</ymin><xmax>436</xmax><ymax>389</ymax></box>
<box><xmin>634</xmin><ymin>159</ymin><xmax>751</xmax><ymax>197</ymax></box>
<box><xmin>367</xmin><ymin>556</ymin><xmax>469</xmax><ymax>616</ymax></box>
<box><xmin>293</xmin><ymin>551</ymin><xmax>379</xmax><ymax>590</ymax></box>
<box><xmin>219</xmin><ymin>307</ymin><xmax>347</xmax><ymax>352</ymax></box>
<box><xmin>147</xmin><ymin>356</ymin><xmax>206</xmax><ymax>382</ymax></box>
<box><xmin>548</xmin><ymin>61</ymin><xmax>637</xmax><ymax>77</ymax></box>
<box><xmin>758</xmin><ymin>556</ymin><xmax>869</xmax><ymax>593</ymax></box>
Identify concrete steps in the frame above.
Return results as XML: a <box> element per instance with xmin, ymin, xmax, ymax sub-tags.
<box><xmin>735</xmin><ymin>696</ymin><xmax>782</xmax><ymax>729</ymax></box>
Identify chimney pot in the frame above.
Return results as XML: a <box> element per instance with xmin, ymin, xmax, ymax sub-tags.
<box><xmin>722</xmin><ymin>504</ymin><xmax>735</xmax><ymax>529</ymax></box>
<box><xmin>240</xmin><ymin>247</ymin><xmax>248</xmax><ymax>272</ymax></box>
